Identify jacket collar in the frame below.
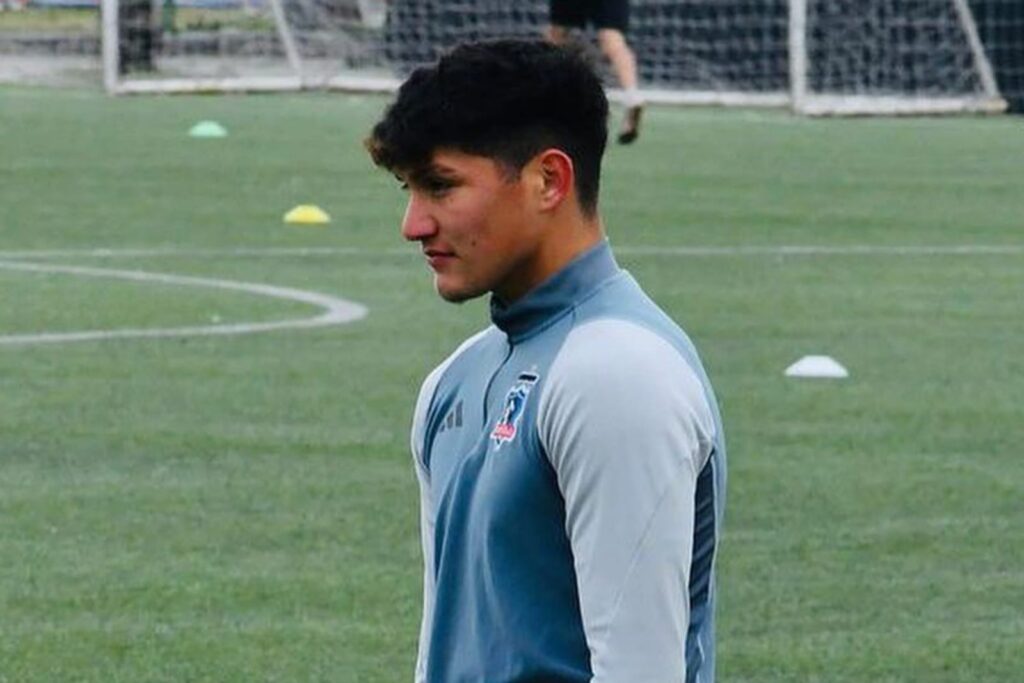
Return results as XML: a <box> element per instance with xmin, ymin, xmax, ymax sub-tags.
<box><xmin>490</xmin><ymin>240</ymin><xmax>619</xmax><ymax>342</ymax></box>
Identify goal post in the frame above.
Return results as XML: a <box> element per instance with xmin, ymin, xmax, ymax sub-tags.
<box><xmin>101</xmin><ymin>0</ymin><xmax>118</xmax><ymax>92</ymax></box>
<box><xmin>94</xmin><ymin>0</ymin><xmax>1006</xmax><ymax>115</ymax></box>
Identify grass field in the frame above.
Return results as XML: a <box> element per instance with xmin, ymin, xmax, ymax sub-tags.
<box><xmin>2</xmin><ymin>86</ymin><xmax>1023</xmax><ymax>682</ymax></box>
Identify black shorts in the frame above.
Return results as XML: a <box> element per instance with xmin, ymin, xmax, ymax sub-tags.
<box><xmin>550</xmin><ymin>0</ymin><xmax>630</xmax><ymax>32</ymax></box>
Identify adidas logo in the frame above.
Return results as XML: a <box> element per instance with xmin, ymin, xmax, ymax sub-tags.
<box><xmin>438</xmin><ymin>399</ymin><xmax>464</xmax><ymax>433</ymax></box>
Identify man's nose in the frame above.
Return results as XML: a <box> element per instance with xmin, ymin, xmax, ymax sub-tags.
<box><xmin>401</xmin><ymin>194</ymin><xmax>437</xmax><ymax>242</ymax></box>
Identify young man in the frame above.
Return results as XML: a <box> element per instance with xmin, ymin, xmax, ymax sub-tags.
<box><xmin>366</xmin><ymin>40</ymin><xmax>726</xmax><ymax>683</ymax></box>
<box><xmin>546</xmin><ymin>0</ymin><xmax>644</xmax><ymax>144</ymax></box>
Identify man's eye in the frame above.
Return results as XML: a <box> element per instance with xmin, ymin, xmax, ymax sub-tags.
<box><xmin>424</xmin><ymin>179</ymin><xmax>454</xmax><ymax>196</ymax></box>
<box><xmin>400</xmin><ymin>173</ymin><xmax>455</xmax><ymax>197</ymax></box>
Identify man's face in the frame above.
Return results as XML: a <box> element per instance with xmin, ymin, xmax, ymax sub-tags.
<box><xmin>399</xmin><ymin>149</ymin><xmax>544</xmax><ymax>303</ymax></box>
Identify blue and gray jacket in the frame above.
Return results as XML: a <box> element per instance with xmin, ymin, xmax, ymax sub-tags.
<box><xmin>411</xmin><ymin>240</ymin><xmax>726</xmax><ymax>683</ymax></box>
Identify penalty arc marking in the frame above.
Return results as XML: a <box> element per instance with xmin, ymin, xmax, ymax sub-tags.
<box><xmin>0</xmin><ymin>260</ymin><xmax>368</xmax><ymax>346</ymax></box>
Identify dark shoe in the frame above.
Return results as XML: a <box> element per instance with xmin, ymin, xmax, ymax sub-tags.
<box><xmin>617</xmin><ymin>105</ymin><xmax>643</xmax><ymax>144</ymax></box>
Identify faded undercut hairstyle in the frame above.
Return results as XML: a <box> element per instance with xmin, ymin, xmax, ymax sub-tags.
<box><xmin>366</xmin><ymin>39</ymin><xmax>609</xmax><ymax>216</ymax></box>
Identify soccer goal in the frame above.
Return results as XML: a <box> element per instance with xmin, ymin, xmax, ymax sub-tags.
<box><xmin>789</xmin><ymin>0</ymin><xmax>1004</xmax><ymax>114</ymax></box>
<box><xmin>91</xmin><ymin>0</ymin><xmax>1006</xmax><ymax>114</ymax></box>
<box><xmin>98</xmin><ymin>0</ymin><xmax>395</xmax><ymax>94</ymax></box>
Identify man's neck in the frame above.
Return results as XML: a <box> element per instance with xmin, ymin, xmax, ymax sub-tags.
<box><xmin>496</xmin><ymin>218</ymin><xmax>604</xmax><ymax>304</ymax></box>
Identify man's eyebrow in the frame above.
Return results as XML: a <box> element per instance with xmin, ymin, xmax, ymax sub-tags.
<box><xmin>425</xmin><ymin>163</ymin><xmax>461</xmax><ymax>179</ymax></box>
<box><xmin>407</xmin><ymin>165</ymin><xmax>461</xmax><ymax>186</ymax></box>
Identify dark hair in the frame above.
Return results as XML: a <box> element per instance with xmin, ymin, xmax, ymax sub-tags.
<box><xmin>366</xmin><ymin>39</ymin><xmax>609</xmax><ymax>215</ymax></box>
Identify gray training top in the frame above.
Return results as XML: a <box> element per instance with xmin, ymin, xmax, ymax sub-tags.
<box><xmin>411</xmin><ymin>240</ymin><xmax>726</xmax><ymax>683</ymax></box>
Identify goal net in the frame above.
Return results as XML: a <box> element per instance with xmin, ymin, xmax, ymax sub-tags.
<box><xmin>97</xmin><ymin>0</ymin><xmax>393</xmax><ymax>93</ymax></box>
<box><xmin>0</xmin><ymin>0</ymin><xmax>103</xmax><ymax>89</ymax></box>
<box><xmin>792</xmin><ymin>0</ymin><xmax>1004</xmax><ymax>114</ymax></box>
<box><xmin>1</xmin><ymin>0</ymin><xmax>1008</xmax><ymax>114</ymax></box>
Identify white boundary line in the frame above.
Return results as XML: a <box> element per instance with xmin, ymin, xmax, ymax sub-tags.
<box><xmin>619</xmin><ymin>244</ymin><xmax>1024</xmax><ymax>256</ymax></box>
<box><xmin>0</xmin><ymin>244</ymin><xmax>1023</xmax><ymax>260</ymax></box>
<box><xmin>0</xmin><ymin>247</ymin><xmax>385</xmax><ymax>259</ymax></box>
<box><xmin>0</xmin><ymin>261</ymin><xmax>368</xmax><ymax>346</ymax></box>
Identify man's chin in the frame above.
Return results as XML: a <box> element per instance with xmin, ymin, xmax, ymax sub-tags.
<box><xmin>434</xmin><ymin>278</ymin><xmax>484</xmax><ymax>304</ymax></box>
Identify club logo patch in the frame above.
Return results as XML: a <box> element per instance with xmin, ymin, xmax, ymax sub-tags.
<box><xmin>491</xmin><ymin>371</ymin><xmax>540</xmax><ymax>447</ymax></box>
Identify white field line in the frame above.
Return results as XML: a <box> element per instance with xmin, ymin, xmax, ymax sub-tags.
<box><xmin>0</xmin><ymin>244</ymin><xmax>1023</xmax><ymax>260</ymax></box>
<box><xmin>619</xmin><ymin>244</ymin><xmax>1024</xmax><ymax>256</ymax></box>
<box><xmin>0</xmin><ymin>247</ymin><xmax>386</xmax><ymax>259</ymax></box>
<box><xmin>0</xmin><ymin>261</ymin><xmax>368</xmax><ymax>346</ymax></box>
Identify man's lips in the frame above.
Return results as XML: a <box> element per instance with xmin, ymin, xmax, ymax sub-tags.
<box><xmin>423</xmin><ymin>249</ymin><xmax>456</xmax><ymax>269</ymax></box>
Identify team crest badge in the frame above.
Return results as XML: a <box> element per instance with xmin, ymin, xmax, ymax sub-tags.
<box><xmin>491</xmin><ymin>371</ymin><xmax>540</xmax><ymax>447</ymax></box>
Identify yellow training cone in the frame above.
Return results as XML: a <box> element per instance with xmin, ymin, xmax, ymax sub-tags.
<box><xmin>284</xmin><ymin>204</ymin><xmax>331</xmax><ymax>225</ymax></box>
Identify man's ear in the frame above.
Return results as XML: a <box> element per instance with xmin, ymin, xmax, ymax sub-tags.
<box><xmin>529</xmin><ymin>149</ymin><xmax>574</xmax><ymax>212</ymax></box>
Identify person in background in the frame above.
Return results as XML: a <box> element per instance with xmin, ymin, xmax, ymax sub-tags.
<box><xmin>546</xmin><ymin>0</ymin><xmax>644</xmax><ymax>144</ymax></box>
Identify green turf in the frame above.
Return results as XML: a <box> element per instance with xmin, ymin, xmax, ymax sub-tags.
<box><xmin>1</xmin><ymin>86</ymin><xmax>1022</xmax><ymax>682</ymax></box>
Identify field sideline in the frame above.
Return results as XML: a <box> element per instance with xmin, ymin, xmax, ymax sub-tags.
<box><xmin>1</xmin><ymin>86</ymin><xmax>1022</xmax><ymax>682</ymax></box>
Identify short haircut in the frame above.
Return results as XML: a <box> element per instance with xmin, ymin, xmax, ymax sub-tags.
<box><xmin>366</xmin><ymin>39</ymin><xmax>609</xmax><ymax>216</ymax></box>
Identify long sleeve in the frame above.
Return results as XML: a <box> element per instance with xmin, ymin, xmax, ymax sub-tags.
<box><xmin>537</xmin><ymin>319</ymin><xmax>716</xmax><ymax>682</ymax></box>
<box><xmin>410</xmin><ymin>366</ymin><xmax>441</xmax><ymax>683</ymax></box>
<box><xmin>408</xmin><ymin>327</ymin><xmax>495</xmax><ymax>682</ymax></box>
<box><xmin>412</xmin><ymin>457</ymin><xmax>435</xmax><ymax>683</ymax></box>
